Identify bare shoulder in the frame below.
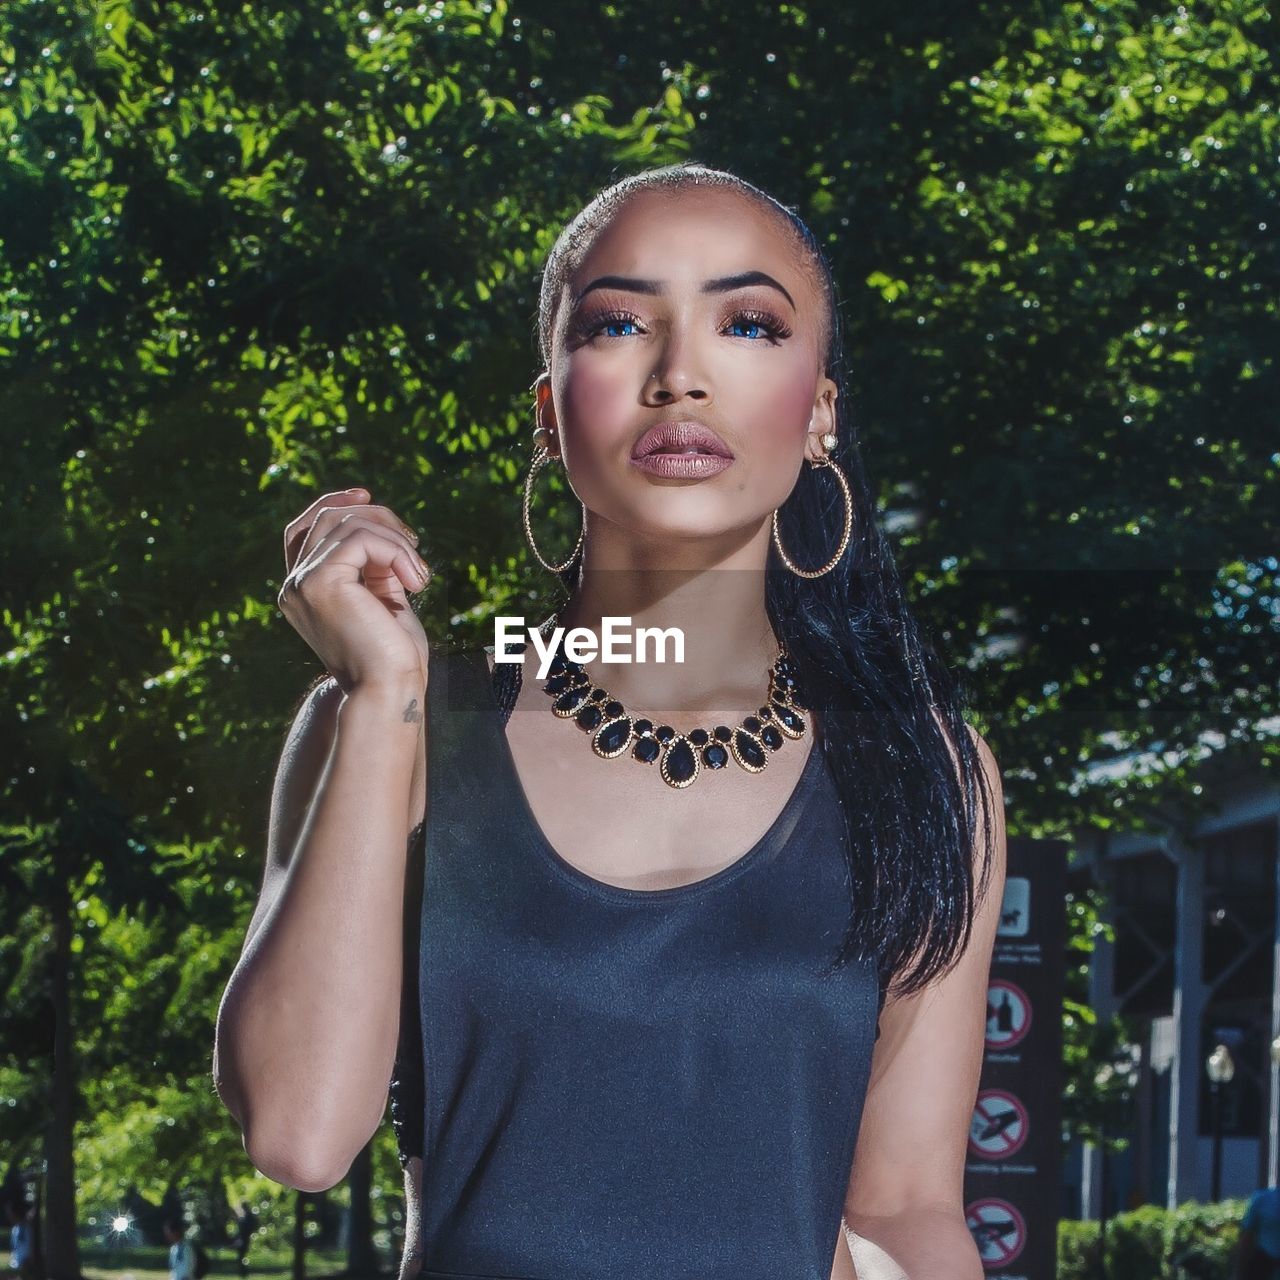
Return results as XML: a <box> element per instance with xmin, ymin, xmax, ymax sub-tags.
<box><xmin>927</xmin><ymin>707</ymin><xmax>1004</xmax><ymax>837</ymax></box>
<box><xmin>948</xmin><ymin>715</ymin><xmax>1005</xmax><ymax>911</ymax></box>
<box><xmin>928</xmin><ymin>703</ymin><xmax>1001</xmax><ymax>772</ymax></box>
<box><xmin>964</xmin><ymin>721</ymin><xmax>1002</xmax><ymax>792</ymax></box>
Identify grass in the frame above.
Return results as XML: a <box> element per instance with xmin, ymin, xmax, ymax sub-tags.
<box><xmin>76</xmin><ymin>1244</ymin><xmax>394</xmax><ymax>1280</ymax></box>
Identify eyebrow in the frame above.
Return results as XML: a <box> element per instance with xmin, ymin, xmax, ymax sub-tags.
<box><xmin>571</xmin><ymin>270</ymin><xmax>797</xmax><ymax>313</ymax></box>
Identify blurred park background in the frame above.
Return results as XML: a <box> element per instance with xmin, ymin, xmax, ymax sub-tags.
<box><xmin>1</xmin><ymin>0</ymin><xmax>1276</xmax><ymax>1277</ymax></box>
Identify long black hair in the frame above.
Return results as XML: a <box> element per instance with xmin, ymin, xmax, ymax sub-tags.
<box><xmin>532</xmin><ymin>160</ymin><xmax>999</xmax><ymax>1002</ymax></box>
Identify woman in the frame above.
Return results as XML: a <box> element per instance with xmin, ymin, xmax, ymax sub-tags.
<box><xmin>214</xmin><ymin>161</ymin><xmax>1006</xmax><ymax>1280</ymax></box>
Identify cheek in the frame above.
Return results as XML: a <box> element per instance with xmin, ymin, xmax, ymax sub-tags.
<box><xmin>556</xmin><ymin>361</ymin><xmax>634</xmax><ymax>454</ymax></box>
<box><xmin>748</xmin><ymin>365</ymin><xmax>818</xmax><ymax>456</ymax></box>
<box><xmin>728</xmin><ymin>362</ymin><xmax>817</xmax><ymax>503</ymax></box>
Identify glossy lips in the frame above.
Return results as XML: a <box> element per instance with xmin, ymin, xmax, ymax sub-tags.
<box><xmin>630</xmin><ymin>420</ymin><xmax>735</xmax><ymax>479</ymax></box>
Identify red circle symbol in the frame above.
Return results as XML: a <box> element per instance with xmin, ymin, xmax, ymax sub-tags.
<box><xmin>966</xmin><ymin>1197</ymin><xmax>1027</xmax><ymax>1268</ymax></box>
<box><xmin>985</xmin><ymin>979</ymin><xmax>1032</xmax><ymax>1050</ymax></box>
<box><xmin>969</xmin><ymin>1089</ymin><xmax>1030</xmax><ymax>1159</ymax></box>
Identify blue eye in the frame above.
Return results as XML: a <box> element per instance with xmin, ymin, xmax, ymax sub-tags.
<box><xmin>574</xmin><ymin>307</ymin><xmax>792</xmax><ymax>344</ymax></box>
<box><xmin>573</xmin><ymin>310</ymin><xmax>644</xmax><ymax>342</ymax></box>
<box><xmin>725</xmin><ymin>310</ymin><xmax>791</xmax><ymax>341</ymax></box>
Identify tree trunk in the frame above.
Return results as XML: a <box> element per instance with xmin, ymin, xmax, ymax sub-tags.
<box><xmin>345</xmin><ymin>1141</ymin><xmax>377</xmax><ymax>1277</ymax></box>
<box><xmin>292</xmin><ymin>1190</ymin><xmax>307</xmax><ymax>1280</ymax></box>
<box><xmin>43</xmin><ymin>876</ymin><xmax>80</xmax><ymax>1280</ymax></box>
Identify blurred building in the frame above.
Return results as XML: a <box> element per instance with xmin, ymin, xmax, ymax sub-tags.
<box><xmin>1064</xmin><ymin>739</ymin><xmax>1280</xmax><ymax>1215</ymax></box>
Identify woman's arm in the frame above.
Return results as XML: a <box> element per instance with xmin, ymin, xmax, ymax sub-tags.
<box><xmin>842</xmin><ymin>727</ymin><xmax>1007</xmax><ymax>1280</ymax></box>
<box><xmin>212</xmin><ymin>670</ymin><xmax>427</xmax><ymax>1190</ymax></box>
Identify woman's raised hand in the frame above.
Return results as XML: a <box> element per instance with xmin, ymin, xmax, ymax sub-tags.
<box><xmin>277</xmin><ymin>487</ymin><xmax>432</xmax><ymax>693</ymax></box>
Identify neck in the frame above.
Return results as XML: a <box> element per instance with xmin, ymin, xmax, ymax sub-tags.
<box><xmin>546</xmin><ymin>563</ymin><xmax>779</xmax><ymax>724</ymax></box>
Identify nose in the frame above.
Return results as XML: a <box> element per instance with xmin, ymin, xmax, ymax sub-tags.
<box><xmin>642</xmin><ymin>329</ymin><xmax>711</xmax><ymax>406</ymax></box>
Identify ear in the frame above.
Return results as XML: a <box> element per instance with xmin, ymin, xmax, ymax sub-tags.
<box><xmin>803</xmin><ymin>378</ymin><xmax>839</xmax><ymax>463</ymax></box>
<box><xmin>532</xmin><ymin>371</ymin><xmax>560</xmax><ymax>458</ymax></box>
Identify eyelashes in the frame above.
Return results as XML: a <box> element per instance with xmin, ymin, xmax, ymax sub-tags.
<box><xmin>571</xmin><ymin>307</ymin><xmax>794</xmax><ymax>345</ymax></box>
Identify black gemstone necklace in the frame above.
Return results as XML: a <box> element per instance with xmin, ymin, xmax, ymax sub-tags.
<box><xmin>502</xmin><ymin>613</ymin><xmax>810</xmax><ymax>790</ymax></box>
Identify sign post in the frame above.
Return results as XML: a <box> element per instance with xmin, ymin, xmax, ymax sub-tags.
<box><xmin>964</xmin><ymin>837</ymin><xmax>1068</xmax><ymax>1279</ymax></box>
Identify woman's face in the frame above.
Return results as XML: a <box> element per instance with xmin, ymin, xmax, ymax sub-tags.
<box><xmin>538</xmin><ymin>186</ymin><xmax>838</xmax><ymax>553</ymax></box>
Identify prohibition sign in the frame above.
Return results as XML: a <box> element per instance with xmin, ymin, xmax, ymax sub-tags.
<box><xmin>985</xmin><ymin>979</ymin><xmax>1032</xmax><ymax>1050</ymax></box>
<box><xmin>969</xmin><ymin>1089</ymin><xmax>1029</xmax><ymax>1159</ymax></box>
<box><xmin>966</xmin><ymin>1197</ymin><xmax>1027</xmax><ymax>1269</ymax></box>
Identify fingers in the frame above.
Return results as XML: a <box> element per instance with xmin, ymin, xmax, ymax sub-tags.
<box><xmin>281</xmin><ymin>523</ymin><xmax>430</xmax><ymax>606</ymax></box>
<box><xmin>294</xmin><ymin>507</ymin><xmax>425</xmax><ymax>583</ymax></box>
<box><xmin>303</xmin><ymin>516</ymin><xmax>430</xmax><ymax>592</ymax></box>
<box><xmin>284</xmin><ymin>489</ymin><xmax>370</xmax><ymax>571</ymax></box>
<box><xmin>284</xmin><ymin>488</ymin><xmax>366</xmax><ymax>567</ymax></box>
<box><xmin>284</xmin><ymin>489</ymin><xmax>425</xmax><ymax>576</ymax></box>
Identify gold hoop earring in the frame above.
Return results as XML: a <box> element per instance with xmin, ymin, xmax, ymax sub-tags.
<box><xmin>523</xmin><ymin>442</ymin><xmax>585</xmax><ymax>573</ymax></box>
<box><xmin>771</xmin><ymin>453</ymin><xmax>854</xmax><ymax>579</ymax></box>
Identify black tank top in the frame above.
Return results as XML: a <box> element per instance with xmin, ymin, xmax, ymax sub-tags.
<box><xmin>390</xmin><ymin>646</ymin><xmax>882</xmax><ymax>1279</ymax></box>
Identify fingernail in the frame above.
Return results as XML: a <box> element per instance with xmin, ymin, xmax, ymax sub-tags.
<box><xmin>401</xmin><ymin>523</ymin><xmax>419</xmax><ymax>544</ymax></box>
<box><xmin>346</xmin><ymin>487</ymin><xmax>369</xmax><ymax>496</ymax></box>
<box><xmin>416</xmin><ymin>556</ymin><xmax>432</xmax><ymax>581</ymax></box>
